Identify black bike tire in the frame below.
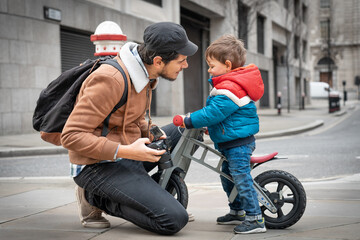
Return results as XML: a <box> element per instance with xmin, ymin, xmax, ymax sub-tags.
<box><xmin>254</xmin><ymin>170</ymin><xmax>306</xmax><ymax>229</ymax></box>
<box><xmin>151</xmin><ymin>172</ymin><xmax>189</xmax><ymax>209</ymax></box>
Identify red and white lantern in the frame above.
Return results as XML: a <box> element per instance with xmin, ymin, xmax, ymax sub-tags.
<box><xmin>90</xmin><ymin>21</ymin><xmax>127</xmax><ymax>56</ymax></box>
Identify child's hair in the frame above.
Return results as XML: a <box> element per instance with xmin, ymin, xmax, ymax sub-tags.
<box><xmin>205</xmin><ymin>35</ymin><xmax>246</xmax><ymax>69</ymax></box>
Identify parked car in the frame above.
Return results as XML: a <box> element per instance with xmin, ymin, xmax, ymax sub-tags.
<box><xmin>310</xmin><ymin>82</ymin><xmax>339</xmax><ymax>98</ymax></box>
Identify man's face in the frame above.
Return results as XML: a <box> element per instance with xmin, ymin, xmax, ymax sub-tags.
<box><xmin>159</xmin><ymin>54</ymin><xmax>189</xmax><ymax>81</ymax></box>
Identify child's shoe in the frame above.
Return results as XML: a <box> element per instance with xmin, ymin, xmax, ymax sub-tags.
<box><xmin>216</xmin><ymin>212</ymin><xmax>245</xmax><ymax>225</ymax></box>
<box><xmin>233</xmin><ymin>218</ymin><xmax>266</xmax><ymax>234</ymax></box>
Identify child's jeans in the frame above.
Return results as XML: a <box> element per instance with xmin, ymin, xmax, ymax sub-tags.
<box><xmin>220</xmin><ymin>141</ymin><xmax>263</xmax><ymax>221</ymax></box>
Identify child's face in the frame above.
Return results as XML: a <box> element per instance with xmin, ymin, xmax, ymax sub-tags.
<box><xmin>206</xmin><ymin>57</ymin><xmax>231</xmax><ymax>77</ymax></box>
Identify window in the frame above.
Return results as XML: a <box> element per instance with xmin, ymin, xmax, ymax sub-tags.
<box><xmin>238</xmin><ymin>1</ymin><xmax>249</xmax><ymax>48</ymax></box>
<box><xmin>257</xmin><ymin>14</ymin><xmax>265</xmax><ymax>54</ymax></box>
<box><xmin>284</xmin><ymin>0</ymin><xmax>289</xmax><ymax>10</ymax></box>
<box><xmin>294</xmin><ymin>0</ymin><xmax>300</xmax><ymax>18</ymax></box>
<box><xmin>142</xmin><ymin>0</ymin><xmax>162</xmax><ymax>7</ymax></box>
<box><xmin>302</xmin><ymin>4</ymin><xmax>307</xmax><ymax>23</ymax></box>
<box><xmin>294</xmin><ymin>36</ymin><xmax>299</xmax><ymax>59</ymax></box>
<box><xmin>320</xmin><ymin>20</ymin><xmax>329</xmax><ymax>38</ymax></box>
<box><xmin>302</xmin><ymin>40</ymin><xmax>307</xmax><ymax>62</ymax></box>
<box><xmin>318</xmin><ymin>57</ymin><xmax>334</xmax><ymax>65</ymax></box>
<box><xmin>320</xmin><ymin>0</ymin><xmax>330</xmax><ymax>8</ymax></box>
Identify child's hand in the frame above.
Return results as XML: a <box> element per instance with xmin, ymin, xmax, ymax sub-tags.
<box><xmin>173</xmin><ymin>115</ymin><xmax>186</xmax><ymax>128</ymax></box>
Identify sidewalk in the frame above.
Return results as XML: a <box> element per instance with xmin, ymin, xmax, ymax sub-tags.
<box><xmin>1</xmin><ymin>174</ymin><xmax>359</xmax><ymax>240</ymax></box>
<box><xmin>0</xmin><ymin>99</ymin><xmax>359</xmax><ymax>240</ymax></box>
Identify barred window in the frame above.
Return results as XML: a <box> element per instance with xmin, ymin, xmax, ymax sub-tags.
<box><xmin>257</xmin><ymin>14</ymin><xmax>265</xmax><ymax>54</ymax></box>
<box><xmin>302</xmin><ymin>4</ymin><xmax>307</xmax><ymax>23</ymax></box>
<box><xmin>302</xmin><ymin>40</ymin><xmax>307</xmax><ymax>62</ymax></box>
<box><xmin>238</xmin><ymin>1</ymin><xmax>249</xmax><ymax>48</ymax></box>
<box><xmin>284</xmin><ymin>0</ymin><xmax>289</xmax><ymax>10</ymax></box>
<box><xmin>320</xmin><ymin>0</ymin><xmax>330</xmax><ymax>8</ymax></box>
<box><xmin>294</xmin><ymin>36</ymin><xmax>299</xmax><ymax>59</ymax></box>
<box><xmin>320</xmin><ymin>20</ymin><xmax>329</xmax><ymax>38</ymax></box>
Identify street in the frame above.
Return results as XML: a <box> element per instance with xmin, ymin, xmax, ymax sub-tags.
<box><xmin>1</xmin><ymin>106</ymin><xmax>359</xmax><ymax>185</ymax></box>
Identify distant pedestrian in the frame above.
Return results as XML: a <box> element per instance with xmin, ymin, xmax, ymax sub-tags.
<box><xmin>179</xmin><ymin>34</ymin><xmax>265</xmax><ymax>234</ymax></box>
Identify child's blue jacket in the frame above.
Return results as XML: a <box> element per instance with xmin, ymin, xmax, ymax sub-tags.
<box><xmin>186</xmin><ymin>64</ymin><xmax>264</xmax><ymax>148</ymax></box>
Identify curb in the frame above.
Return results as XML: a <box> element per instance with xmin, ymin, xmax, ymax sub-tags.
<box><xmin>202</xmin><ymin>119</ymin><xmax>324</xmax><ymax>144</ymax></box>
<box><xmin>256</xmin><ymin>119</ymin><xmax>324</xmax><ymax>139</ymax></box>
<box><xmin>0</xmin><ymin>146</ymin><xmax>68</xmax><ymax>158</ymax></box>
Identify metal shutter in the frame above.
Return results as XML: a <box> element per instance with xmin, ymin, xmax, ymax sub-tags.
<box><xmin>60</xmin><ymin>28</ymin><xmax>95</xmax><ymax>72</ymax></box>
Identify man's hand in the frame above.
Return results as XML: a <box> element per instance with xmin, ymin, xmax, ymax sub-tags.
<box><xmin>159</xmin><ymin>129</ymin><xmax>167</xmax><ymax>140</ymax></box>
<box><xmin>118</xmin><ymin>138</ymin><xmax>166</xmax><ymax>162</ymax></box>
<box><xmin>149</xmin><ymin>125</ymin><xmax>167</xmax><ymax>141</ymax></box>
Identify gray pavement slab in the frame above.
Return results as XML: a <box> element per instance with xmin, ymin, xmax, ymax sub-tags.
<box><xmin>0</xmin><ymin>175</ymin><xmax>360</xmax><ymax>240</ymax></box>
<box><xmin>0</xmin><ymin>188</ymin><xmax>74</xmax><ymax>223</ymax></box>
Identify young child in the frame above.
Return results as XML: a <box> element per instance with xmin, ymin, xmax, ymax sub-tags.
<box><xmin>182</xmin><ymin>35</ymin><xmax>265</xmax><ymax>234</ymax></box>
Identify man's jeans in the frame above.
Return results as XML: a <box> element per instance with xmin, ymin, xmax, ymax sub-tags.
<box><xmin>220</xmin><ymin>142</ymin><xmax>263</xmax><ymax>220</ymax></box>
<box><xmin>73</xmin><ymin>124</ymin><xmax>188</xmax><ymax>235</ymax></box>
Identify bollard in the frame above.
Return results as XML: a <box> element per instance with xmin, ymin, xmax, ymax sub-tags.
<box><xmin>301</xmin><ymin>92</ymin><xmax>305</xmax><ymax>110</ymax></box>
<box><xmin>277</xmin><ymin>91</ymin><xmax>282</xmax><ymax>115</ymax></box>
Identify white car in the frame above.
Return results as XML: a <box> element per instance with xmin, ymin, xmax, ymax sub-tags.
<box><xmin>310</xmin><ymin>82</ymin><xmax>340</xmax><ymax>98</ymax></box>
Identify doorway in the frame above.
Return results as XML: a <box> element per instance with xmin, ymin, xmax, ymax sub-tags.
<box><xmin>260</xmin><ymin>70</ymin><xmax>269</xmax><ymax>107</ymax></box>
<box><xmin>320</xmin><ymin>72</ymin><xmax>333</xmax><ymax>87</ymax></box>
<box><xmin>181</xmin><ymin>8</ymin><xmax>210</xmax><ymax>113</ymax></box>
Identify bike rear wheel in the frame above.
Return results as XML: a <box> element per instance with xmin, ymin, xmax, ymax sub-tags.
<box><xmin>254</xmin><ymin>170</ymin><xmax>306</xmax><ymax>229</ymax></box>
<box><xmin>152</xmin><ymin>172</ymin><xmax>189</xmax><ymax>209</ymax></box>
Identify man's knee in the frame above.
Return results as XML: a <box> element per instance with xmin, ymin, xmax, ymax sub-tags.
<box><xmin>158</xmin><ymin>206</ymin><xmax>188</xmax><ymax>235</ymax></box>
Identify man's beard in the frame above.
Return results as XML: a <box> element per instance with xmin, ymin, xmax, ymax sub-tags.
<box><xmin>160</xmin><ymin>74</ymin><xmax>176</xmax><ymax>82</ymax></box>
<box><xmin>159</xmin><ymin>71</ymin><xmax>177</xmax><ymax>82</ymax></box>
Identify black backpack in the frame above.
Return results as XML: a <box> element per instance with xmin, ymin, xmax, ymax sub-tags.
<box><xmin>33</xmin><ymin>56</ymin><xmax>128</xmax><ymax>146</ymax></box>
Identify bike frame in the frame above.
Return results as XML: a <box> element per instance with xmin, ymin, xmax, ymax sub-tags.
<box><xmin>159</xmin><ymin>127</ymin><xmax>278</xmax><ymax>214</ymax></box>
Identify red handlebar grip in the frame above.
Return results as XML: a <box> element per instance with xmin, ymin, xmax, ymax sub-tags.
<box><xmin>173</xmin><ymin>115</ymin><xmax>184</xmax><ymax>127</ymax></box>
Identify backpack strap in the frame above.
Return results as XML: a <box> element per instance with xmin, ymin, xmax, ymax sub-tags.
<box><xmin>100</xmin><ymin>59</ymin><xmax>128</xmax><ymax>137</ymax></box>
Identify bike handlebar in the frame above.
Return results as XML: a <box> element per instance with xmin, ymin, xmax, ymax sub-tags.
<box><xmin>173</xmin><ymin>115</ymin><xmax>184</xmax><ymax>127</ymax></box>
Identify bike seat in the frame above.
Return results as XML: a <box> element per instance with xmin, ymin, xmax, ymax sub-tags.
<box><xmin>250</xmin><ymin>152</ymin><xmax>278</xmax><ymax>164</ymax></box>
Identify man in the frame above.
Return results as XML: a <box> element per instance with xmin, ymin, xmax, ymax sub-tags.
<box><xmin>61</xmin><ymin>22</ymin><xmax>198</xmax><ymax>235</ymax></box>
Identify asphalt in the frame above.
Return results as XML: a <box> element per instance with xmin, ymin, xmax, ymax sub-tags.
<box><xmin>0</xmin><ymin>99</ymin><xmax>359</xmax><ymax>240</ymax></box>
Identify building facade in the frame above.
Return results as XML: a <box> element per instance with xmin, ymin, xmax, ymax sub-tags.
<box><xmin>0</xmin><ymin>0</ymin><xmax>311</xmax><ymax>135</ymax></box>
<box><xmin>240</xmin><ymin>0</ymin><xmax>311</xmax><ymax>112</ymax></box>
<box><xmin>308</xmin><ymin>0</ymin><xmax>360</xmax><ymax>100</ymax></box>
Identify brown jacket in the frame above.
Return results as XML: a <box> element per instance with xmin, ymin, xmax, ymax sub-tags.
<box><xmin>61</xmin><ymin>54</ymin><xmax>155</xmax><ymax>165</ymax></box>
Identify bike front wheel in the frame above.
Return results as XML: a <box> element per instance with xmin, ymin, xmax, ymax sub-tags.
<box><xmin>254</xmin><ymin>170</ymin><xmax>306</xmax><ymax>229</ymax></box>
<box><xmin>152</xmin><ymin>172</ymin><xmax>189</xmax><ymax>209</ymax></box>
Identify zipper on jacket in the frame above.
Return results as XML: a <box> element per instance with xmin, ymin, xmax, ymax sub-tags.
<box><xmin>146</xmin><ymin>85</ymin><xmax>152</xmax><ymax>134</ymax></box>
